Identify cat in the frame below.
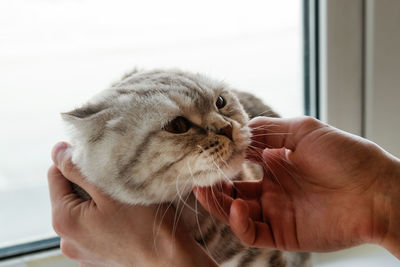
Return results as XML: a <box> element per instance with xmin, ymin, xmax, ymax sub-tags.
<box><xmin>62</xmin><ymin>69</ymin><xmax>311</xmax><ymax>267</ymax></box>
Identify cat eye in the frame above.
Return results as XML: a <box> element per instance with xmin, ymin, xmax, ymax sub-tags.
<box><xmin>164</xmin><ymin>116</ymin><xmax>191</xmax><ymax>134</ymax></box>
<box><xmin>216</xmin><ymin>95</ymin><xmax>226</xmax><ymax>109</ymax></box>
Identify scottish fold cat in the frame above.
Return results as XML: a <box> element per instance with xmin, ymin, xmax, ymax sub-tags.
<box><xmin>63</xmin><ymin>69</ymin><xmax>310</xmax><ymax>267</ymax></box>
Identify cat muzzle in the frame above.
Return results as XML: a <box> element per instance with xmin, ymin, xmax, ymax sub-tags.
<box><xmin>217</xmin><ymin>124</ymin><xmax>233</xmax><ymax>141</ymax></box>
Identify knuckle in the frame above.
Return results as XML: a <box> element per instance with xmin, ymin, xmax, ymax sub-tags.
<box><xmin>47</xmin><ymin>165</ymin><xmax>58</xmax><ymax>179</ymax></box>
<box><xmin>60</xmin><ymin>239</ymin><xmax>79</xmax><ymax>260</ymax></box>
<box><xmin>52</xmin><ymin>214</ymin><xmax>66</xmax><ymax>236</ymax></box>
<box><xmin>301</xmin><ymin>116</ymin><xmax>319</xmax><ymax>126</ymax></box>
<box><xmin>61</xmin><ymin>156</ymin><xmax>75</xmax><ymax>177</ymax></box>
<box><xmin>61</xmin><ymin>155</ymin><xmax>73</xmax><ymax>171</ymax></box>
<box><xmin>299</xmin><ymin>116</ymin><xmax>323</xmax><ymax>131</ymax></box>
<box><xmin>52</xmin><ymin>208</ymin><xmax>74</xmax><ymax>237</ymax></box>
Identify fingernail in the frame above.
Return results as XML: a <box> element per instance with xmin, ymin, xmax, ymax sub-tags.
<box><xmin>193</xmin><ymin>187</ymin><xmax>205</xmax><ymax>198</ymax></box>
<box><xmin>193</xmin><ymin>187</ymin><xmax>200</xmax><ymax>196</ymax></box>
<box><xmin>51</xmin><ymin>142</ymin><xmax>70</xmax><ymax>166</ymax></box>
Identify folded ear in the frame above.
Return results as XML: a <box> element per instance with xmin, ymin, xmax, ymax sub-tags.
<box><xmin>62</xmin><ymin>102</ymin><xmax>108</xmax><ymax>119</ymax></box>
<box><xmin>62</xmin><ymin>102</ymin><xmax>112</xmax><ymax>143</ymax></box>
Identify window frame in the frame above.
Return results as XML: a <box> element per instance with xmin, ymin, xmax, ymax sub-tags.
<box><xmin>303</xmin><ymin>0</ymin><xmax>320</xmax><ymax>119</ymax></box>
<box><xmin>363</xmin><ymin>0</ymin><xmax>400</xmax><ymax>157</ymax></box>
<box><xmin>0</xmin><ymin>237</ymin><xmax>60</xmax><ymax>261</ymax></box>
<box><xmin>315</xmin><ymin>0</ymin><xmax>364</xmax><ymax>136</ymax></box>
<box><xmin>313</xmin><ymin>0</ymin><xmax>400</xmax><ymax>157</ymax></box>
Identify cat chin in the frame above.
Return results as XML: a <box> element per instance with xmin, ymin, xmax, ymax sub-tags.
<box><xmin>192</xmin><ymin>153</ymin><xmax>245</xmax><ymax>188</ymax></box>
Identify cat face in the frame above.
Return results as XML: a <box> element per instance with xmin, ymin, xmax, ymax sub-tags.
<box><xmin>63</xmin><ymin>69</ymin><xmax>250</xmax><ymax>204</ymax></box>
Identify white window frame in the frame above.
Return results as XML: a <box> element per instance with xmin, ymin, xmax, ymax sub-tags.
<box><xmin>318</xmin><ymin>0</ymin><xmax>364</xmax><ymax>136</ymax></box>
<box><xmin>317</xmin><ymin>0</ymin><xmax>400</xmax><ymax>157</ymax></box>
<box><xmin>363</xmin><ymin>0</ymin><xmax>400</xmax><ymax>157</ymax></box>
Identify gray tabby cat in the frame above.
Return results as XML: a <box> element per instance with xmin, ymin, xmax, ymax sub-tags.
<box><xmin>63</xmin><ymin>69</ymin><xmax>311</xmax><ymax>267</ymax></box>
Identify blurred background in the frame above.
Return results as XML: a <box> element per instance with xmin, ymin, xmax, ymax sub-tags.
<box><xmin>0</xmin><ymin>0</ymin><xmax>399</xmax><ymax>266</ymax></box>
<box><xmin>0</xmin><ymin>0</ymin><xmax>302</xmax><ymax>249</ymax></box>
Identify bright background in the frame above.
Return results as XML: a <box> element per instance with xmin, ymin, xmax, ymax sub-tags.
<box><xmin>0</xmin><ymin>0</ymin><xmax>302</xmax><ymax>248</ymax></box>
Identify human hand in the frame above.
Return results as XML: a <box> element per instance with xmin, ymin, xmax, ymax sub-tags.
<box><xmin>48</xmin><ymin>142</ymin><xmax>217</xmax><ymax>267</ymax></box>
<box><xmin>194</xmin><ymin>116</ymin><xmax>400</xmax><ymax>257</ymax></box>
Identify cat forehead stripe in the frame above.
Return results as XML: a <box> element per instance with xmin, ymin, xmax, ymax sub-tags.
<box><xmin>114</xmin><ymin>87</ymin><xmax>198</xmax><ymax>99</ymax></box>
<box><xmin>113</xmin><ymin>86</ymin><xmax>214</xmax><ymax>114</ymax></box>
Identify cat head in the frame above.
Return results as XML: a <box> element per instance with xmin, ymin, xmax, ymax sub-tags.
<box><xmin>63</xmin><ymin>69</ymin><xmax>251</xmax><ymax>205</ymax></box>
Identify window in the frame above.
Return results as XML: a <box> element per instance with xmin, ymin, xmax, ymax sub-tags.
<box><xmin>0</xmin><ymin>0</ymin><xmax>302</xmax><ymax>259</ymax></box>
<box><xmin>313</xmin><ymin>0</ymin><xmax>400</xmax><ymax>265</ymax></box>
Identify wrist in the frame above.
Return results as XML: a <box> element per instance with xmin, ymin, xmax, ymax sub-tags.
<box><xmin>375</xmin><ymin>156</ymin><xmax>400</xmax><ymax>259</ymax></box>
<box><xmin>127</xmin><ymin>227</ymin><xmax>217</xmax><ymax>267</ymax></box>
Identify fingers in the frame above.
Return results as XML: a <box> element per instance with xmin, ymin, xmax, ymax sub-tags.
<box><xmin>229</xmin><ymin>199</ymin><xmax>255</xmax><ymax>244</ymax></box>
<box><xmin>193</xmin><ymin>182</ymin><xmax>263</xmax><ymax>224</ymax></box>
<box><xmin>249</xmin><ymin>116</ymin><xmax>326</xmax><ymax>152</ymax></box>
<box><xmin>48</xmin><ymin>166</ymin><xmax>84</xmax><ymax>239</ymax></box>
<box><xmin>47</xmin><ymin>164</ymin><xmax>76</xmax><ymax>206</ymax></box>
<box><xmin>230</xmin><ymin>199</ymin><xmax>275</xmax><ymax>248</ymax></box>
<box><xmin>51</xmin><ymin>142</ymin><xmax>107</xmax><ymax>204</ymax></box>
<box><xmin>233</xmin><ymin>180</ymin><xmax>263</xmax><ymax>199</ymax></box>
<box><xmin>193</xmin><ymin>186</ymin><xmax>232</xmax><ymax>224</ymax></box>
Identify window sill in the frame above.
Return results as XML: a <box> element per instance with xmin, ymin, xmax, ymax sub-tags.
<box><xmin>0</xmin><ymin>249</ymin><xmax>77</xmax><ymax>267</ymax></box>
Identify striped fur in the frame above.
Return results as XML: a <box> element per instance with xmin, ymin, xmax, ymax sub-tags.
<box><xmin>63</xmin><ymin>69</ymin><xmax>311</xmax><ymax>266</ymax></box>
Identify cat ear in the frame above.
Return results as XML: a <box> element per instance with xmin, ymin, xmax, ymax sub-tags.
<box><xmin>62</xmin><ymin>102</ymin><xmax>111</xmax><ymax>142</ymax></box>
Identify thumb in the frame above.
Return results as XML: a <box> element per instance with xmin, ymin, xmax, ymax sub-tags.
<box><xmin>249</xmin><ymin>116</ymin><xmax>325</xmax><ymax>152</ymax></box>
<box><xmin>229</xmin><ymin>199</ymin><xmax>276</xmax><ymax>248</ymax></box>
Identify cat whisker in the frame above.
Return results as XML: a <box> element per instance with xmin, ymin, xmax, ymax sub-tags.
<box><xmin>203</xmin><ymin>158</ymin><xmax>231</xmax><ymax>222</ymax></box>
<box><xmin>209</xmin><ymin>154</ymin><xmax>229</xmax><ymax>182</ymax></box>
<box><xmin>187</xmin><ymin>162</ymin><xmax>213</xmax><ymax>258</ymax></box>
<box><xmin>263</xmin><ymin>152</ymin><xmax>312</xmax><ymax>204</ymax></box>
<box><xmin>153</xmin><ymin>179</ymin><xmax>173</xmax><ymax>252</ymax></box>
<box><xmin>172</xmin><ymin>170</ymin><xmax>198</xmax><ymax>242</ymax></box>
<box><xmin>175</xmin><ymin>174</ymin><xmax>198</xmax><ymax>214</ymax></box>
<box><xmin>210</xmin><ymin>184</ymin><xmax>229</xmax><ymax>220</ymax></box>
<box><xmin>216</xmin><ymin>153</ymin><xmax>229</xmax><ymax>169</ymax></box>
<box><xmin>262</xmin><ymin>160</ymin><xmax>286</xmax><ymax>194</ymax></box>
<box><xmin>247</xmin><ymin>144</ymin><xmax>265</xmax><ymax>151</ymax></box>
<box><xmin>251</xmin><ymin>132</ymin><xmax>292</xmax><ymax>137</ymax></box>
<box><xmin>172</xmin><ymin>181</ymin><xmax>183</xmax><ymax>237</ymax></box>
<box><xmin>205</xmin><ymin>172</ymin><xmax>226</xmax><ymax>220</ymax></box>
<box><xmin>197</xmin><ymin>144</ymin><xmax>205</xmax><ymax>153</ymax></box>
<box><xmin>252</xmin><ymin>109</ymin><xmax>279</xmax><ymax>118</ymax></box>
<box><xmin>249</xmin><ymin>122</ymin><xmax>278</xmax><ymax>127</ymax></box>
<box><xmin>247</xmin><ymin>123</ymin><xmax>281</xmax><ymax>130</ymax></box>
<box><xmin>154</xmin><ymin>192</ymin><xmax>178</xmax><ymax>251</ymax></box>
<box><xmin>248</xmin><ymin>139</ymin><xmax>276</xmax><ymax>149</ymax></box>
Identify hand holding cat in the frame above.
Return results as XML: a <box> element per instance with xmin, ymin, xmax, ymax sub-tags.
<box><xmin>48</xmin><ymin>142</ymin><xmax>217</xmax><ymax>267</ymax></box>
<box><xmin>194</xmin><ymin>116</ymin><xmax>400</xmax><ymax>259</ymax></box>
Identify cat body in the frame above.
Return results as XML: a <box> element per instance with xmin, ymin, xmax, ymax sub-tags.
<box><xmin>63</xmin><ymin>69</ymin><xmax>310</xmax><ymax>266</ymax></box>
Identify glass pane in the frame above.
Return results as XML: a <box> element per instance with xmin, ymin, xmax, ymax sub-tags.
<box><xmin>0</xmin><ymin>0</ymin><xmax>302</xmax><ymax>248</ymax></box>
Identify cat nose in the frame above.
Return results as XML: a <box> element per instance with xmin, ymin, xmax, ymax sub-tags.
<box><xmin>217</xmin><ymin>124</ymin><xmax>233</xmax><ymax>141</ymax></box>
